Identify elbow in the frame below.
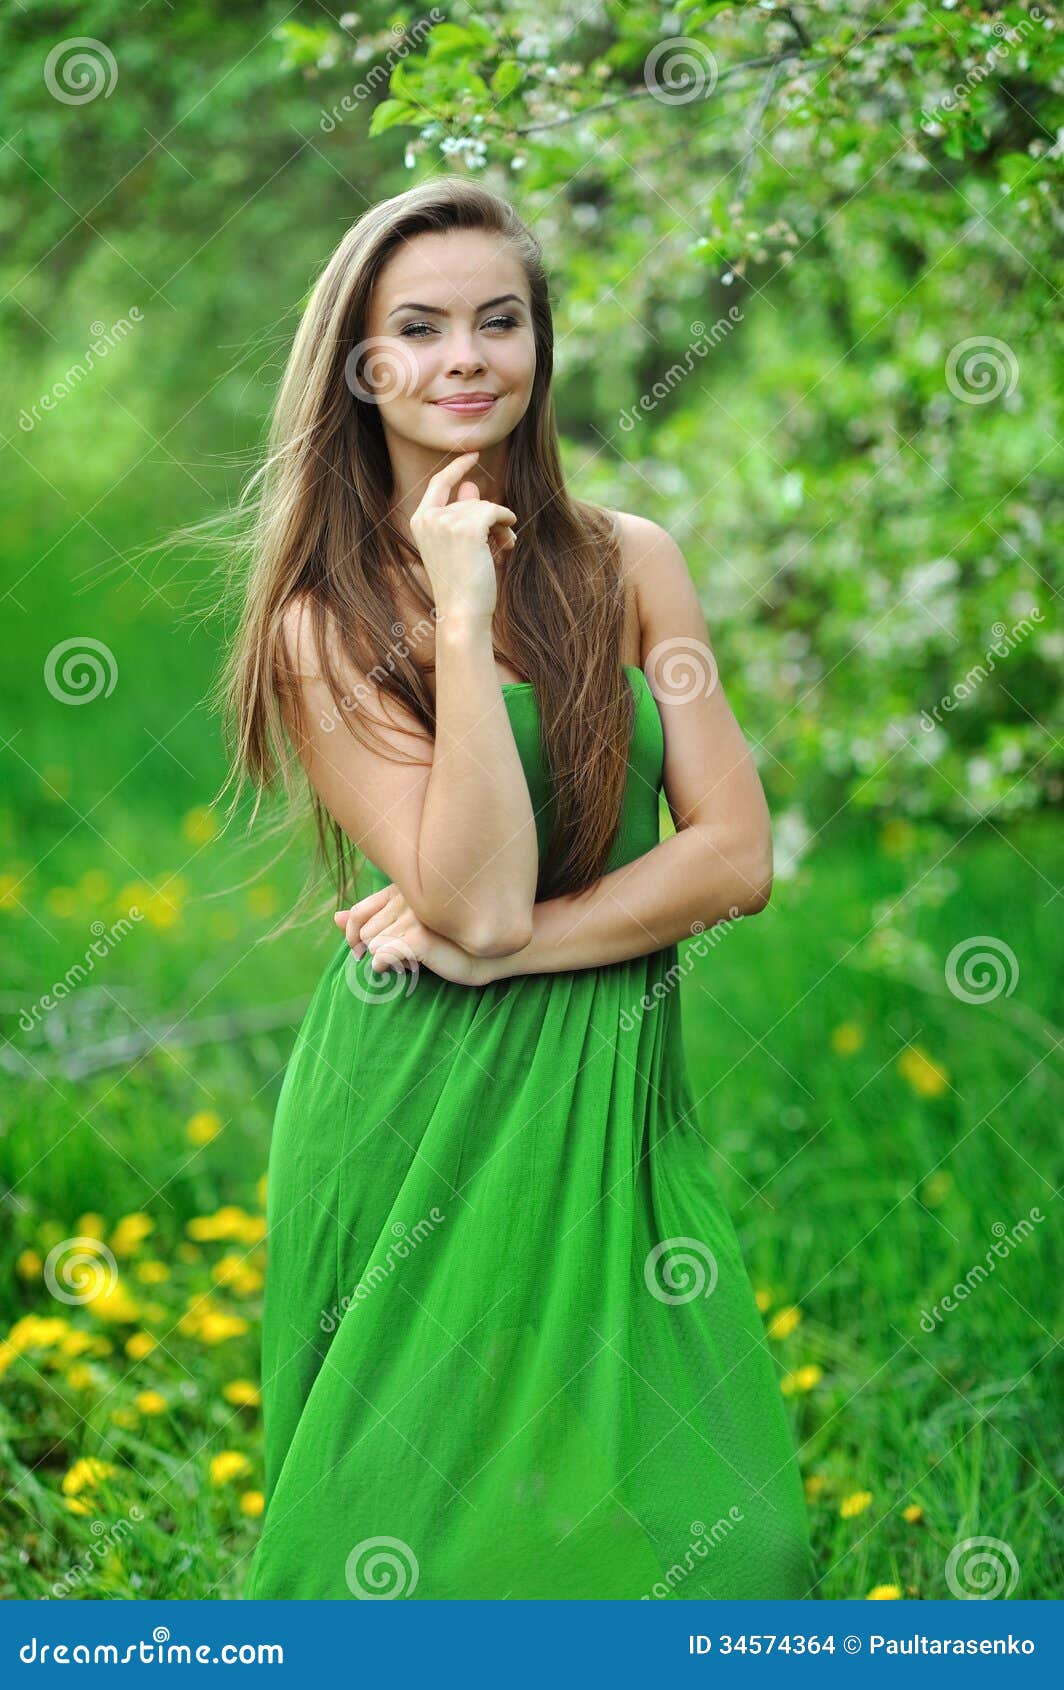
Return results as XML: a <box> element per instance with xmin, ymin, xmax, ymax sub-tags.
<box><xmin>419</xmin><ymin>896</ymin><xmax>533</xmax><ymax>958</ymax></box>
<box><xmin>697</xmin><ymin>828</ymin><xmax>773</xmax><ymax>921</ymax></box>
<box><xmin>733</xmin><ymin>838</ymin><xmax>774</xmax><ymax>916</ymax></box>
<box><xmin>462</xmin><ymin>910</ymin><xmax>534</xmax><ymax>958</ymax></box>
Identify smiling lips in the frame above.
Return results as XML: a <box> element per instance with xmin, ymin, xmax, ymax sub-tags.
<box><xmin>431</xmin><ymin>393</ymin><xmax>499</xmax><ymax>413</ymax></box>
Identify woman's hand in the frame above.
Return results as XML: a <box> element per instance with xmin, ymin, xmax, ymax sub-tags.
<box><xmin>410</xmin><ymin>450</ymin><xmax>516</xmax><ymax>622</ymax></box>
<box><xmin>334</xmin><ymin>884</ymin><xmax>497</xmax><ymax>988</ymax></box>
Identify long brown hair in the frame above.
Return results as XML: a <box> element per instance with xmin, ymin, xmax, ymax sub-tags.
<box><xmin>212</xmin><ymin>175</ymin><xmax>632</xmax><ymax>928</ymax></box>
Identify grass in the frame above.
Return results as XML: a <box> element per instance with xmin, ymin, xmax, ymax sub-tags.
<box><xmin>1</xmin><ymin>795</ymin><xmax>1058</xmax><ymax>1599</ymax></box>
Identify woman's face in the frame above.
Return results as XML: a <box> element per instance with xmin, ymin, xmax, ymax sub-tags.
<box><xmin>357</xmin><ymin>228</ymin><xmax>536</xmax><ymax>453</ymax></box>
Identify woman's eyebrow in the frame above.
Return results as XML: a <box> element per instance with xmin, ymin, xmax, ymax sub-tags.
<box><xmin>387</xmin><ymin>293</ymin><xmax>526</xmax><ymax>319</ymax></box>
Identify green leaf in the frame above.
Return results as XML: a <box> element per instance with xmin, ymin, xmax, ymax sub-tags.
<box><xmin>490</xmin><ymin>60</ymin><xmax>524</xmax><ymax>101</ymax></box>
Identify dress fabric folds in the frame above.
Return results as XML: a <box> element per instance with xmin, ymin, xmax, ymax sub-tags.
<box><xmin>243</xmin><ymin>665</ymin><xmax>813</xmax><ymax>1600</ymax></box>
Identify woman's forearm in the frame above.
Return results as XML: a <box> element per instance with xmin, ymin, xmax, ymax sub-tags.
<box><xmin>486</xmin><ymin>824</ymin><xmax>772</xmax><ymax>979</ymax></box>
<box><xmin>414</xmin><ymin>613</ymin><xmax>539</xmax><ymax>952</ymax></box>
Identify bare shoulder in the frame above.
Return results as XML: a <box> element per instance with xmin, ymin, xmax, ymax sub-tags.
<box><xmin>278</xmin><ymin>592</ymin><xmax>338</xmax><ymax>678</ymax></box>
<box><xmin>607</xmin><ymin>510</ymin><xmax>704</xmax><ymax>655</ymax></box>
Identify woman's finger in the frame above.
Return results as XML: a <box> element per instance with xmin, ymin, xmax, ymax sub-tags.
<box><xmin>418</xmin><ymin>451</ymin><xmax>480</xmax><ymax>508</ymax></box>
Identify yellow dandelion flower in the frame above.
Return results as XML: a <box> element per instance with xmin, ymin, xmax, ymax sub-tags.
<box><xmin>62</xmin><ymin>1457</ymin><xmax>117</xmax><ymax>1497</ymax></box>
<box><xmin>66</xmin><ymin>1363</ymin><xmax>95</xmax><ymax>1390</ymax></box>
<box><xmin>867</xmin><ymin>1583</ymin><xmax>902</xmax><ymax>1599</ymax></box>
<box><xmin>64</xmin><ymin>1496</ymin><xmax>91</xmax><ymax>1516</ymax></box>
<box><xmin>840</xmin><ymin>1489</ymin><xmax>874</xmax><ymax>1519</ymax></box>
<box><xmin>197</xmin><ymin>1311</ymin><xmax>249</xmax><ymax>1346</ymax></box>
<box><xmin>182</xmin><ymin>806</ymin><xmax>219</xmax><ymax>846</ymax></box>
<box><xmin>134</xmin><ymin>1260</ymin><xmax>170</xmax><ymax>1285</ymax></box>
<box><xmin>186</xmin><ymin>1110</ymin><xmax>223</xmax><ymax>1146</ymax></box>
<box><xmin>85</xmin><ymin>1279</ymin><xmax>140</xmax><ymax>1324</ymax></box>
<box><xmin>0</xmin><ymin>1340</ymin><xmax>18</xmax><ymax>1376</ymax></box>
<box><xmin>111</xmin><ymin>1407</ymin><xmax>139</xmax><ymax>1429</ymax></box>
<box><xmin>110</xmin><ymin>1213</ymin><xmax>154</xmax><ymax>1257</ymax></box>
<box><xmin>780</xmin><ymin>1363</ymin><xmax>823</xmax><ymax>1396</ymax></box>
<box><xmin>223</xmin><ymin>1379</ymin><xmax>261</xmax><ymax>1408</ymax></box>
<box><xmin>247</xmin><ymin>884</ymin><xmax>279</xmax><ymax>917</ymax></box>
<box><xmin>209</xmin><ymin>1450</ymin><xmax>251</xmax><ymax>1487</ymax></box>
<box><xmin>75</xmin><ymin>1213</ymin><xmax>107</xmax><ymax>1240</ymax></box>
<box><xmin>59</xmin><ymin>1330</ymin><xmax>95</xmax><ymax>1357</ymax></box>
<box><xmin>16</xmin><ymin>1249</ymin><xmax>42</xmax><ymax>1279</ymax></box>
<box><xmin>0</xmin><ymin>872</ymin><xmax>27</xmax><ymax>911</ymax></box>
<box><xmin>767</xmin><ymin>1305</ymin><xmax>802</xmax><ymax>1341</ymax></box>
<box><xmin>240</xmin><ymin>1490</ymin><xmax>265</xmax><ymax>1518</ymax></box>
<box><xmin>134</xmin><ymin>1390</ymin><xmax>168</xmax><ymax>1416</ymax></box>
<box><xmin>142</xmin><ymin>894</ymin><xmax>180</xmax><ymax>930</ymax></box>
<box><xmin>898</xmin><ymin>1045</ymin><xmax>949</xmax><ymax>1098</ymax></box>
<box><xmin>47</xmin><ymin>886</ymin><xmax>78</xmax><ymax>919</ymax></box>
<box><xmin>803</xmin><ymin>1474</ymin><xmax>827</xmax><ymax>1500</ymax></box>
<box><xmin>7</xmin><ymin>1315</ymin><xmax>70</xmax><ymax>1352</ymax></box>
<box><xmin>754</xmin><ymin>1286</ymin><xmax>772</xmax><ymax>1312</ymax></box>
<box><xmin>125</xmin><ymin>1332</ymin><xmax>157</xmax><ymax>1361</ymax></box>
<box><xmin>187</xmin><ymin>1206</ymin><xmax>264</xmax><ymax>1246</ymax></box>
<box><xmin>831</xmin><ymin>1021</ymin><xmax>864</xmax><ymax>1056</ymax></box>
<box><xmin>902</xmin><ymin>1504</ymin><xmax>924</xmax><ymax>1525</ymax></box>
<box><xmin>115</xmin><ymin>882</ymin><xmax>153</xmax><ymax>917</ymax></box>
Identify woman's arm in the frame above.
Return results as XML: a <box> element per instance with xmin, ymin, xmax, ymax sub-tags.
<box><xmin>485</xmin><ymin>513</ymin><xmax>773</xmax><ymax>978</ymax></box>
<box><xmin>280</xmin><ymin>595</ymin><xmax>537</xmax><ymax>958</ymax></box>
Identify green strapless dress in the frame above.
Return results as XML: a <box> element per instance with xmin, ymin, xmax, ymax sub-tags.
<box><xmin>243</xmin><ymin>665</ymin><xmax>813</xmax><ymax>1600</ymax></box>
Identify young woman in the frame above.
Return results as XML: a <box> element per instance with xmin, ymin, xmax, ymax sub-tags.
<box><xmin>227</xmin><ymin>177</ymin><xmax>813</xmax><ymax>1600</ymax></box>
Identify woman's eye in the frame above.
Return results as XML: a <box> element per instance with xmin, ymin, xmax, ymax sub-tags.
<box><xmin>397</xmin><ymin>316</ymin><xmax>519</xmax><ymax>338</ymax></box>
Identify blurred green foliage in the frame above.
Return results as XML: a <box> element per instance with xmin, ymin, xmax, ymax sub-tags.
<box><xmin>3</xmin><ymin>0</ymin><xmax>1060</xmax><ymax>851</ymax></box>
